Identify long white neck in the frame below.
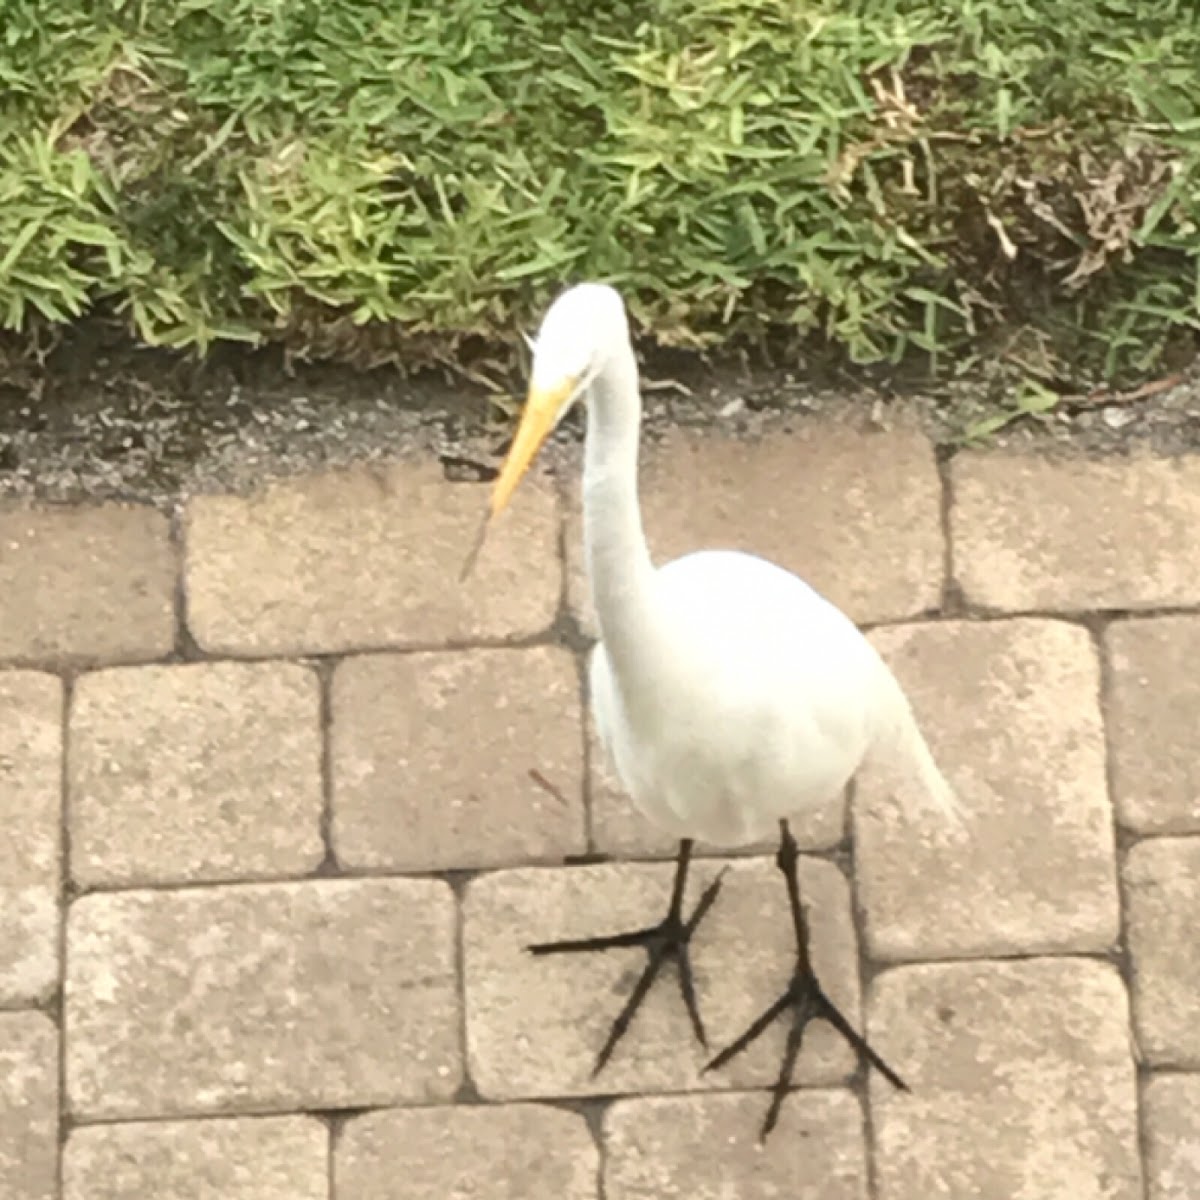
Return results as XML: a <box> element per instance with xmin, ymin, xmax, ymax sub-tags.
<box><xmin>582</xmin><ymin>342</ymin><xmax>666</xmax><ymax>689</ymax></box>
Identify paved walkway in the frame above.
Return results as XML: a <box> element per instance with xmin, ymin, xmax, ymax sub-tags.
<box><xmin>2</xmin><ymin>420</ymin><xmax>1199</xmax><ymax>1199</ymax></box>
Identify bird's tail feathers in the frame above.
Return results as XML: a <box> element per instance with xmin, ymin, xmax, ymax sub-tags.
<box><xmin>864</xmin><ymin>672</ymin><xmax>968</xmax><ymax>833</ymax></box>
<box><xmin>897</xmin><ymin>716</ymin><xmax>966</xmax><ymax>829</ymax></box>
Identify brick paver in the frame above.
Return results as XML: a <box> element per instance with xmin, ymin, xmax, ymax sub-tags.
<box><xmin>463</xmin><ymin>857</ymin><xmax>859</xmax><ymax>1099</ymax></box>
<box><xmin>0</xmin><ymin>1012</ymin><xmax>57</xmax><ymax>1200</ymax></box>
<box><xmin>567</xmin><ymin>425</ymin><xmax>943</xmax><ymax>635</ymax></box>
<box><xmin>868</xmin><ymin>959</ymin><xmax>1141</xmax><ymax>1200</ymax></box>
<box><xmin>5</xmin><ymin>430</ymin><xmax>1200</xmax><ymax>1198</ymax></box>
<box><xmin>604</xmin><ymin>1090</ymin><xmax>867</xmax><ymax>1200</ymax></box>
<box><xmin>65</xmin><ymin>878</ymin><xmax>459</xmax><ymax>1119</ymax></box>
<box><xmin>1142</xmin><ymin>1074</ymin><xmax>1200</xmax><ymax>1200</ymax></box>
<box><xmin>63</xmin><ymin>1116</ymin><xmax>328</xmax><ymax>1200</ymax></box>
<box><xmin>332</xmin><ymin>648</ymin><xmax>584</xmax><ymax>871</ymax></box>
<box><xmin>952</xmin><ymin>451</ymin><xmax>1200</xmax><ymax>611</ymax></box>
<box><xmin>0</xmin><ymin>503</ymin><xmax>174</xmax><ymax>665</ymax></box>
<box><xmin>1125</xmin><ymin>837</ymin><xmax>1200</xmax><ymax>1068</ymax></box>
<box><xmin>855</xmin><ymin>619</ymin><xmax>1119</xmax><ymax>962</ymax></box>
<box><xmin>184</xmin><ymin>462</ymin><xmax>560</xmax><ymax>655</ymax></box>
<box><xmin>1106</xmin><ymin>617</ymin><xmax>1200</xmax><ymax>835</ymax></box>
<box><xmin>70</xmin><ymin>662</ymin><xmax>323</xmax><ymax>887</ymax></box>
<box><xmin>336</xmin><ymin>1104</ymin><xmax>597</xmax><ymax>1200</ymax></box>
<box><xmin>0</xmin><ymin>672</ymin><xmax>60</xmax><ymax>1006</ymax></box>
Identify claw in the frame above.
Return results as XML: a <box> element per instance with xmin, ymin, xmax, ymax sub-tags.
<box><xmin>527</xmin><ymin>844</ymin><xmax>724</xmax><ymax>1073</ymax></box>
<box><xmin>706</xmin><ymin>969</ymin><xmax>906</xmax><ymax>1142</ymax></box>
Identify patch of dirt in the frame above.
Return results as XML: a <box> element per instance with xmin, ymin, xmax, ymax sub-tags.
<box><xmin>2</xmin><ymin>324</ymin><xmax>1199</xmax><ymax>508</ymax></box>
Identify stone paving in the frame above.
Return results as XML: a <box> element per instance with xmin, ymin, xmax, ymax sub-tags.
<box><xmin>1</xmin><ymin>419</ymin><xmax>1199</xmax><ymax>1199</ymax></box>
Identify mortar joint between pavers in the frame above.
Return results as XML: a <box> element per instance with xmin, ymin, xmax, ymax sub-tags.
<box><xmin>1132</xmin><ymin>1046</ymin><xmax>1156</xmax><ymax>1199</ymax></box>
<box><xmin>1087</xmin><ymin>622</ymin><xmax>1136</xmax><ymax>976</ymax></box>
<box><xmin>934</xmin><ymin>443</ymin><xmax>967</xmax><ymax>619</ymax></box>
<box><xmin>548</xmin><ymin>1095</ymin><xmax>612</xmax><ymax>1200</ymax></box>
<box><xmin>0</xmin><ymin>648</ymin><xmax>175</xmax><ymax>673</ymax></box>
<box><xmin>452</xmin><ymin>1078</ymin><xmax>486</xmax><ymax>1106</ymax></box>
<box><xmin>19</xmin><ymin>986</ymin><xmax>63</xmax><ymax>1023</ymax></box>
<box><xmin>168</xmin><ymin>503</ymin><xmax>206</xmax><ymax>662</ymax></box>
<box><xmin>547</xmin><ymin>609</ymin><xmax>595</xmax><ymax>658</ymax></box>
<box><xmin>558</xmin><ymin>481</ymin><xmax>597</xmax><ymax>856</ymax></box>
<box><xmin>442</xmin><ymin>868</ymin><xmax>482</xmax><ymax>1104</ymax></box>
<box><xmin>313</xmin><ymin>1101</ymin><xmax>360</xmax><ymax>1200</ymax></box>
<box><xmin>846</xmin><ymin>1081</ymin><xmax>880</xmax><ymax>1200</ymax></box>
<box><xmin>955</xmin><ymin>600</ymin><xmax>1200</xmax><ymax>626</ymax></box>
<box><xmin>549</xmin><ymin>462</ymin><xmax>600</xmax><ymax>661</ymax></box>
<box><xmin>312</xmin><ymin>657</ymin><xmax>341</xmax><ymax>877</ymax></box>
<box><xmin>551</xmin><ymin>477</ymin><xmax>577</xmax><ymax>625</ymax></box>
<box><xmin>860</xmin><ymin>608</ymin><xmax>1170</xmax><ymax>644</ymax></box>
<box><xmin>324</xmin><ymin>1111</ymin><xmax>338</xmax><ymax>1200</ymax></box>
<box><xmin>573</xmin><ymin>657</ymin><xmax>599</xmax><ymax>854</ymax></box>
<box><xmin>159</xmin><ymin>628</ymin><xmax>583</xmax><ymax>670</ymax></box>
<box><xmin>57</xmin><ymin>671</ymin><xmax>76</xmax><ymax>1194</ymax></box>
<box><xmin>316</xmin><ymin>1108</ymin><xmax>365</xmax><ymax>1132</ymax></box>
<box><xmin>1111</xmin><ymin>837</ymin><xmax>1147</xmax><ymax>1019</ymax></box>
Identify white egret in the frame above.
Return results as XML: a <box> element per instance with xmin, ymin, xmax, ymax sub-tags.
<box><xmin>466</xmin><ymin>282</ymin><xmax>962</xmax><ymax>1140</ymax></box>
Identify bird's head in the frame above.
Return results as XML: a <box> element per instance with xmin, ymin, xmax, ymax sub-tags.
<box><xmin>494</xmin><ymin>282</ymin><xmax>628</xmax><ymax>517</ymax></box>
<box><xmin>461</xmin><ymin>282</ymin><xmax>629</xmax><ymax>578</ymax></box>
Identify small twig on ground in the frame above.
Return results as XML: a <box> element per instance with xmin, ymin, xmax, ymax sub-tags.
<box><xmin>1068</xmin><ymin>372</ymin><xmax>1184</xmax><ymax>410</ymax></box>
<box><xmin>529</xmin><ymin>768</ymin><xmax>569</xmax><ymax>806</ymax></box>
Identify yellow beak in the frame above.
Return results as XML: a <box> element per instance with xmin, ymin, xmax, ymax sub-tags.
<box><xmin>459</xmin><ymin>377</ymin><xmax>576</xmax><ymax>580</ymax></box>
<box><xmin>490</xmin><ymin>378</ymin><xmax>574</xmax><ymax>518</ymax></box>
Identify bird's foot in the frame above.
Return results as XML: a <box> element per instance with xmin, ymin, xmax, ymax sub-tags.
<box><xmin>705</xmin><ymin>966</ymin><xmax>907</xmax><ymax>1143</ymax></box>
<box><xmin>527</xmin><ymin>868</ymin><xmax>726</xmax><ymax>1076</ymax></box>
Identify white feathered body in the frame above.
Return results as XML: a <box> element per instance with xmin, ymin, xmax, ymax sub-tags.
<box><xmin>589</xmin><ymin>548</ymin><xmax>953</xmax><ymax>846</ymax></box>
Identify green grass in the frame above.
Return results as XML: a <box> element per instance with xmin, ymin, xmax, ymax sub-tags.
<box><xmin>2</xmin><ymin>0</ymin><xmax>1199</xmax><ymax>384</ymax></box>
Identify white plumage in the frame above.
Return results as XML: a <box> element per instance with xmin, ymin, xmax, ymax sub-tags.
<box><xmin>589</xmin><ymin>549</ymin><xmax>957</xmax><ymax>847</ymax></box>
<box><xmin>471</xmin><ymin>281</ymin><xmax>961</xmax><ymax>1141</ymax></box>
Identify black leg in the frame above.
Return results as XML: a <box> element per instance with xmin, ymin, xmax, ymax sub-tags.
<box><xmin>528</xmin><ymin>838</ymin><xmax>725</xmax><ymax>1075</ymax></box>
<box><xmin>705</xmin><ymin>820</ymin><xmax>907</xmax><ymax>1142</ymax></box>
